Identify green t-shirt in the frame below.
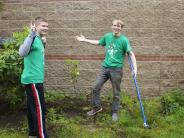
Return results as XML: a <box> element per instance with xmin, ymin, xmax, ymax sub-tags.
<box><xmin>99</xmin><ymin>32</ymin><xmax>132</xmax><ymax>68</ymax></box>
<box><xmin>21</xmin><ymin>36</ymin><xmax>45</xmax><ymax>84</ymax></box>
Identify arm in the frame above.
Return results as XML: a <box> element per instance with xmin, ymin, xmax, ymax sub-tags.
<box><xmin>128</xmin><ymin>51</ymin><xmax>137</xmax><ymax>77</ymax></box>
<box><xmin>18</xmin><ymin>31</ymin><xmax>36</xmax><ymax>57</ymax></box>
<box><xmin>76</xmin><ymin>35</ymin><xmax>99</xmax><ymax>45</ymax></box>
<box><xmin>19</xmin><ymin>22</ymin><xmax>36</xmax><ymax>57</ymax></box>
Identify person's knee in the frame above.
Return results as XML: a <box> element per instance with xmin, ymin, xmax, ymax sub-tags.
<box><xmin>92</xmin><ymin>88</ymin><xmax>100</xmax><ymax>93</ymax></box>
<box><xmin>93</xmin><ymin>84</ymin><xmax>102</xmax><ymax>92</ymax></box>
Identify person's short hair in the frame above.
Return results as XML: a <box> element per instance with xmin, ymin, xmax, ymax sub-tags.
<box><xmin>112</xmin><ymin>19</ymin><xmax>124</xmax><ymax>28</ymax></box>
<box><xmin>34</xmin><ymin>17</ymin><xmax>48</xmax><ymax>26</ymax></box>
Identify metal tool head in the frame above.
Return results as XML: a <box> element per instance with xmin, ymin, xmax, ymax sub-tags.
<box><xmin>143</xmin><ymin>123</ymin><xmax>151</xmax><ymax>129</ymax></box>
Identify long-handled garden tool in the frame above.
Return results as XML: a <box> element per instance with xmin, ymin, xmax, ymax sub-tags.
<box><xmin>128</xmin><ymin>55</ymin><xmax>150</xmax><ymax>128</ymax></box>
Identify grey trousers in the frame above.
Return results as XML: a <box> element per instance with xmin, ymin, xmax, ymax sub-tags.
<box><xmin>92</xmin><ymin>67</ymin><xmax>123</xmax><ymax>113</ymax></box>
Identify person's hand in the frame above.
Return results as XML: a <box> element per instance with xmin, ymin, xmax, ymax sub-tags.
<box><xmin>132</xmin><ymin>69</ymin><xmax>137</xmax><ymax>77</ymax></box>
<box><xmin>30</xmin><ymin>21</ymin><xmax>36</xmax><ymax>32</ymax></box>
<box><xmin>41</xmin><ymin>37</ymin><xmax>46</xmax><ymax>44</ymax></box>
<box><xmin>76</xmin><ymin>35</ymin><xmax>86</xmax><ymax>42</ymax></box>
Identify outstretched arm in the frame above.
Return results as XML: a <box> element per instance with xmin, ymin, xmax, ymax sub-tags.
<box><xmin>128</xmin><ymin>51</ymin><xmax>137</xmax><ymax>77</ymax></box>
<box><xmin>76</xmin><ymin>35</ymin><xmax>99</xmax><ymax>45</ymax></box>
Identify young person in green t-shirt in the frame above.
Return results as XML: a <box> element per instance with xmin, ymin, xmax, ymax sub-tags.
<box><xmin>19</xmin><ymin>17</ymin><xmax>48</xmax><ymax>138</ymax></box>
<box><xmin>76</xmin><ymin>19</ymin><xmax>137</xmax><ymax>121</ymax></box>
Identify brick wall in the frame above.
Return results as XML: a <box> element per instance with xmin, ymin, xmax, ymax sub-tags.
<box><xmin>0</xmin><ymin>0</ymin><xmax>184</xmax><ymax>97</ymax></box>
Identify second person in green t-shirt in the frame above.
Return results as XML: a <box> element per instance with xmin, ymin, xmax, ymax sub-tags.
<box><xmin>76</xmin><ymin>19</ymin><xmax>137</xmax><ymax>121</ymax></box>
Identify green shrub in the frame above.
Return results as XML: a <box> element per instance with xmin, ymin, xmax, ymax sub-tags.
<box><xmin>0</xmin><ymin>26</ymin><xmax>29</xmax><ymax>107</ymax></box>
<box><xmin>160</xmin><ymin>89</ymin><xmax>184</xmax><ymax>115</ymax></box>
<box><xmin>168</xmin><ymin>89</ymin><xmax>184</xmax><ymax>106</ymax></box>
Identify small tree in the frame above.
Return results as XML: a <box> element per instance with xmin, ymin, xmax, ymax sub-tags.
<box><xmin>65</xmin><ymin>59</ymin><xmax>80</xmax><ymax>94</ymax></box>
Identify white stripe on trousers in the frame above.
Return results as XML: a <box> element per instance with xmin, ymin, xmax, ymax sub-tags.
<box><xmin>33</xmin><ymin>84</ymin><xmax>44</xmax><ymax>138</ymax></box>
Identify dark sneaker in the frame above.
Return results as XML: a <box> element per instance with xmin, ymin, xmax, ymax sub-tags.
<box><xmin>112</xmin><ymin>113</ymin><xmax>118</xmax><ymax>121</ymax></box>
<box><xmin>87</xmin><ymin>107</ymin><xmax>102</xmax><ymax>116</ymax></box>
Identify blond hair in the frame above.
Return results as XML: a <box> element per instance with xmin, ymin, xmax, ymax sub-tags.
<box><xmin>112</xmin><ymin>19</ymin><xmax>124</xmax><ymax>28</ymax></box>
<box><xmin>34</xmin><ymin>17</ymin><xmax>48</xmax><ymax>26</ymax></box>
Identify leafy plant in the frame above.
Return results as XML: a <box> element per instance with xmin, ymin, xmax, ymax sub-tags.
<box><xmin>47</xmin><ymin>108</ymin><xmax>58</xmax><ymax>122</ymax></box>
<box><xmin>160</xmin><ymin>90</ymin><xmax>183</xmax><ymax>115</ymax></box>
<box><xmin>0</xmin><ymin>49</ymin><xmax>24</xmax><ymax>107</ymax></box>
<box><xmin>0</xmin><ymin>26</ymin><xmax>29</xmax><ymax>107</ymax></box>
<box><xmin>65</xmin><ymin>59</ymin><xmax>80</xmax><ymax>94</ymax></box>
<box><xmin>168</xmin><ymin>89</ymin><xmax>184</xmax><ymax>106</ymax></box>
<box><xmin>2</xmin><ymin>26</ymin><xmax>29</xmax><ymax>50</ymax></box>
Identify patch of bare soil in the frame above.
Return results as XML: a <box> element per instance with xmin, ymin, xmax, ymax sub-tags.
<box><xmin>0</xmin><ymin>96</ymin><xmax>91</xmax><ymax>128</ymax></box>
<box><xmin>0</xmin><ymin>97</ymin><xmax>26</xmax><ymax>128</ymax></box>
<box><xmin>0</xmin><ymin>95</ymin><xmax>113</xmax><ymax>137</ymax></box>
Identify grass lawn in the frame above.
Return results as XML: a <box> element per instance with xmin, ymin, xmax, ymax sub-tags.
<box><xmin>0</xmin><ymin>89</ymin><xmax>184</xmax><ymax>138</ymax></box>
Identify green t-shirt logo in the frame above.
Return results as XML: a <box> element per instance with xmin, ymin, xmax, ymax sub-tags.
<box><xmin>99</xmin><ymin>32</ymin><xmax>132</xmax><ymax>68</ymax></box>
